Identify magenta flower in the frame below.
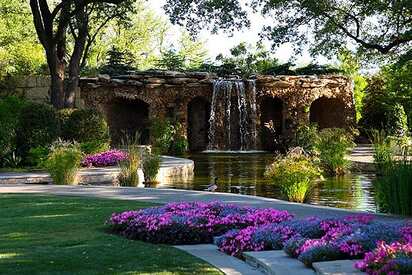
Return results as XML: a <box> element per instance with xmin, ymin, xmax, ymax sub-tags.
<box><xmin>81</xmin><ymin>149</ymin><xmax>128</xmax><ymax>167</ymax></box>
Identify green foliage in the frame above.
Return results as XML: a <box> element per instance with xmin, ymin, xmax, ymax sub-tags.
<box><xmin>265</xmin><ymin>148</ymin><xmax>320</xmax><ymax>203</ymax></box>
<box><xmin>360</xmin><ymin>76</ymin><xmax>409</xmax><ymax>136</ymax></box>
<box><xmin>370</xmin><ymin>130</ymin><xmax>394</xmax><ymax>175</ymax></box>
<box><xmin>26</xmin><ymin>146</ymin><xmax>49</xmax><ymax>168</ymax></box>
<box><xmin>150</xmin><ymin>118</ymin><xmax>188</xmax><ymax>155</ymax></box>
<box><xmin>374</xmin><ymin>160</ymin><xmax>412</xmax><ymax>216</ymax></box>
<box><xmin>118</xmin><ymin>133</ymin><xmax>141</xmax><ymax>187</ymax></box>
<box><xmin>164</xmin><ymin>0</ymin><xmax>411</xmax><ymax>62</ymax></box>
<box><xmin>294</xmin><ymin>123</ymin><xmax>319</xmax><ymax>153</ymax></box>
<box><xmin>142</xmin><ymin>151</ymin><xmax>161</xmax><ymax>183</ymax></box>
<box><xmin>60</xmin><ymin>108</ymin><xmax>110</xmax><ymax>154</ymax></box>
<box><xmin>16</xmin><ymin>102</ymin><xmax>60</xmax><ymax>158</ymax></box>
<box><xmin>315</xmin><ymin>128</ymin><xmax>355</xmax><ymax>175</ymax></box>
<box><xmin>151</xmin><ymin>118</ymin><xmax>175</xmax><ymax>154</ymax></box>
<box><xmin>156</xmin><ymin>49</ymin><xmax>186</xmax><ymax>71</ymax></box>
<box><xmin>99</xmin><ymin>47</ymin><xmax>135</xmax><ymax>75</ymax></box>
<box><xmin>338</xmin><ymin>49</ymin><xmax>367</xmax><ymax>121</ymax></box>
<box><xmin>45</xmin><ymin>140</ymin><xmax>83</xmax><ymax>185</ymax></box>
<box><xmin>0</xmin><ymin>0</ymin><xmax>45</xmax><ymax>78</ymax></box>
<box><xmin>0</xmin><ymin>96</ymin><xmax>27</xmax><ymax>163</ymax></box>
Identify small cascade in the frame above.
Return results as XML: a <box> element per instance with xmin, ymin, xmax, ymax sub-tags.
<box><xmin>207</xmin><ymin>79</ymin><xmax>257</xmax><ymax>151</ymax></box>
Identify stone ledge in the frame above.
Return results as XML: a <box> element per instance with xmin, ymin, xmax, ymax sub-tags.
<box><xmin>313</xmin><ymin>260</ymin><xmax>363</xmax><ymax>275</ymax></box>
<box><xmin>243</xmin><ymin>250</ymin><xmax>315</xmax><ymax>275</ymax></box>
<box><xmin>0</xmin><ymin>156</ymin><xmax>194</xmax><ymax>186</ymax></box>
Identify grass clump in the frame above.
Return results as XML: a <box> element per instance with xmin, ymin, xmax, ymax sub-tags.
<box><xmin>265</xmin><ymin>148</ymin><xmax>321</xmax><ymax>203</ymax></box>
<box><xmin>45</xmin><ymin>139</ymin><xmax>83</xmax><ymax>185</ymax></box>
<box><xmin>142</xmin><ymin>150</ymin><xmax>161</xmax><ymax>184</ymax></box>
<box><xmin>315</xmin><ymin>128</ymin><xmax>355</xmax><ymax>175</ymax></box>
<box><xmin>118</xmin><ymin>133</ymin><xmax>141</xmax><ymax>187</ymax></box>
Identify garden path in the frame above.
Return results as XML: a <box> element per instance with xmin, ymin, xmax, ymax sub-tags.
<box><xmin>0</xmin><ymin>184</ymin><xmax>407</xmax><ymax>220</ymax></box>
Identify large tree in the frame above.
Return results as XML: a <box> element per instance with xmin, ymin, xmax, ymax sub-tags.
<box><xmin>29</xmin><ymin>0</ymin><xmax>133</xmax><ymax>108</ymax></box>
<box><xmin>164</xmin><ymin>0</ymin><xmax>412</xmax><ymax>62</ymax></box>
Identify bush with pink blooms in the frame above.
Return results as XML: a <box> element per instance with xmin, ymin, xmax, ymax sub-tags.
<box><xmin>81</xmin><ymin>149</ymin><xmax>128</xmax><ymax>167</ymax></box>
<box><xmin>107</xmin><ymin>201</ymin><xmax>293</xmax><ymax>245</ymax></box>
<box><xmin>355</xmin><ymin>241</ymin><xmax>412</xmax><ymax>275</ymax></box>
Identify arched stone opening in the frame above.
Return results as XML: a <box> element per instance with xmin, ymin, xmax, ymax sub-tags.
<box><xmin>309</xmin><ymin>97</ymin><xmax>346</xmax><ymax>129</ymax></box>
<box><xmin>187</xmin><ymin>96</ymin><xmax>211</xmax><ymax>151</ymax></box>
<box><xmin>260</xmin><ymin>97</ymin><xmax>284</xmax><ymax>151</ymax></box>
<box><xmin>105</xmin><ymin>98</ymin><xmax>150</xmax><ymax>146</ymax></box>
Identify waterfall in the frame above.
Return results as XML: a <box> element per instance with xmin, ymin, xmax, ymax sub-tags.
<box><xmin>207</xmin><ymin>79</ymin><xmax>257</xmax><ymax>151</ymax></box>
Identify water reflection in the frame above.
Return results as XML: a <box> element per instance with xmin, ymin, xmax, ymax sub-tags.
<box><xmin>161</xmin><ymin>153</ymin><xmax>377</xmax><ymax>212</ymax></box>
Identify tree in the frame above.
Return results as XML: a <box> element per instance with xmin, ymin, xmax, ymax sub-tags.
<box><xmin>164</xmin><ymin>0</ymin><xmax>412</xmax><ymax>62</ymax></box>
<box><xmin>0</xmin><ymin>0</ymin><xmax>45</xmax><ymax>79</ymax></box>
<box><xmin>29</xmin><ymin>0</ymin><xmax>133</xmax><ymax>108</ymax></box>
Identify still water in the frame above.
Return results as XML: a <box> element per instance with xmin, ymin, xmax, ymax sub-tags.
<box><xmin>161</xmin><ymin>153</ymin><xmax>378</xmax><ymax>212</ymax></box>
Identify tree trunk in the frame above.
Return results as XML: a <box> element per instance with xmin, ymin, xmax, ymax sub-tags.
<box><xmin>47</xmin><ymin>51</ymin><xmax>66</xmax><ymax>109</ymax></box>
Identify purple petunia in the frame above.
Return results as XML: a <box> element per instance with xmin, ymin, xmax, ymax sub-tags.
<box><xmin>81</xmin><ymin>149</ymin><xmax>128</xmax><ymax>167</ymax></box>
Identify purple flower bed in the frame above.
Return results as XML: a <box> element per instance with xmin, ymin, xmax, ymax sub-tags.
<box><xmin>355</xmin><ymin>241</ymin><xmax>412</xmax><ymax>275</ymax></box>
<box><xmin>81</xmin><ymin>150</ymin><xmax>128</xmax><ymax>167</ymax></box>
<box><xmin>107</xmin><ymin>201</ymin><xmax>293</xmax><ymax>245</ymax></box>
<box><xmin>107</xmin><ymin>202</ymin><xmax>412</xmax><ymax>272</ymax></box>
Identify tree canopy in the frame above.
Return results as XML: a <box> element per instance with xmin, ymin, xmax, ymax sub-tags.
<box><xmin>164</xmin><ymin>0</ymin><xmax>412</xmax><ymax>62</ymax></box>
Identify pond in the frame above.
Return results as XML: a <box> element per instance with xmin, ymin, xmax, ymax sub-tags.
<box><xmin>161</xmin><ymin>153</ymin><xmax>378</xmax><ymax>212</ymax></box>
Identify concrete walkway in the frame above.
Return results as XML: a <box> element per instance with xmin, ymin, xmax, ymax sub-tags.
<box><xmin>0</xmin><ymin>184</ymin><xmax>406</xmax><ymax>220</ymax></box>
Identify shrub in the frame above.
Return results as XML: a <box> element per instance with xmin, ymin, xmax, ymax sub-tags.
<box><xmin>265</xmin><ymin>148</ymin><xmax>320</xmax><ymax>202</ymax></box>
<box><xmin>16</xmin><ymin>102</ymin><xmax>60</xmax><ymax>157</ymax></box>
<box><xmin>370</xmin><ymin>129</ymin><xmax>394</xmax><ymax>175</ymax></box>
<box><xmin>374</xmin><ymin>161</ymin><xmax>412</xmax><ymax>216</ymax></box>
<box><xmin>142</xmin><ymin>151</ymin><xmax>161</xmax><ymax>183</ymax></box>
<box><xmin>45</xmin><ymin>140</ymin><xmax>83</xmax><ymax>185</ymax></box>
<box><xmin>60</xmin><ymin>108</ymin><xmax>110</xmax><ymax>154</ymax></box>
<box><xmin>315</xmin><ymin>128</ymin><xmax>355</xmax><ymax>175</ymax></box>
<box><xmin>150</xmin><ymin>118</ymin><xmax>188</xmax><ymax>155</ymax></box>
<box><xmin>150</xmin><ymin>118</ymin><xmax>174</xmax><ymax>154</ymax></box>
<box><xmin>294</xmin><ymin>123</ymin><xmax>319</xmax><ymax>153</ymax></box>
<box><xmin>0</xmin><ymin>96</ymin><xmax>27</xmax><ymax>163</ymax></box>
<box><xmin>117</xmin><ymin>134</ymin><xmax>141</xmax><ymax>187</ymax></box>
<box><xmin>107</xmin><ymin>201</ymin><xmax>293</xmax><ymax>245</ymax></box>
<box><xmin>355</xmin><ymin>241</ymin><xmax>412</xmax><ymax>275</ymax></box>
<box><xmin>81</xmin><ymin>150</ymin><xmax>128</xmax><ymax>167</ymax></box>
<box><xmin>26</xmin><ymin>146</ymin><xmax>49</xmax><ymax>168</ymax></box>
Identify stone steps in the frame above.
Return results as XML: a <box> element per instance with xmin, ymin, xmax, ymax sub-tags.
<box><xmin>243</xmin><ymin>250</ymin><xmax>315</xmax><ymax>275</ymax></box>
<box><xmin>243</xmin><ymin>250</ymin><xmax>363</xmax><ymax>275</ymax></box>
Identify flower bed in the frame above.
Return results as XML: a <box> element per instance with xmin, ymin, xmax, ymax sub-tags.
<box><xmin>82</xmin><ymin>150</ymin><xmax>128</xmax><ymax>167</ymax></box>
<box><xmin>107</xmin><ymin>201</ymin><xmax>293</xmax><ymax>244</ymax></box>
<box><xmin>107</xmin><ymin>202</ymin><xmax>412</xmax><ymax>273</ymax></box>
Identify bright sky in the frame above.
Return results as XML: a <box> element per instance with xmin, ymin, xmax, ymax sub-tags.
<box><xmin>151</xmin><ymin>1</ymin><xmax>331</xmax><ymax>66</ymax></box>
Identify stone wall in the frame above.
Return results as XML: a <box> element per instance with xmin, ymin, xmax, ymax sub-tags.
<box><xmin>1</xmin><ymin>76</ymin><xmax>50</xmax><ymax>103</ymax></box>
<box><xmin>79</xmin><ymin>71</ymin><xmax>355</xmax><ymax>151</ymax></box>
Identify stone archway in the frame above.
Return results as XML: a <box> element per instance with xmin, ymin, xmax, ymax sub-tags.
<box><xmin>104</xmin><ymin>98</ymin><xmax>150</xmax><ymax>145</ymax></box>
<box><xmin>260</xmin><ymin>97</ymin><xmax>284</xmax><ymax>151</ymax></box>
<box><xmin>187</xmin><ymin>96</ymin><xmax>211</xmax><ymax>151</ymax></box>
<box><xmin>309</xmin><ymin>97</ymin><xmax>346</xmax><ymax>129</ymax></box>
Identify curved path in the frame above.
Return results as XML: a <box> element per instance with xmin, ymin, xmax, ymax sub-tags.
<box><xmin>0</xmin><ymin>184</ymin><xmax>405</xmax><ymax>220</ymax></box>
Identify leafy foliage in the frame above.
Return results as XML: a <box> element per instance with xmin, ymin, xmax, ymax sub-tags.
<box><xmin>16</xmin><ymin>102</ymin><xmax>60</xmax><ymax>158</ymax></box>
<box><xmin>142</xmin><ymin>150</ymin><xmax>161</xmax><ymax>183</ymax></box>
<box><xmin>99</xmin><ymin>47</ymin><xmax>134</xmax><ymax>75</ymax></box>
<box><xmin>164</xmin><ymin>0</ymin><xmax>412</xmax><ymax>62</ymax></box>
<box><xmin>60</xmin><ymin>108</ymin><xmax>110</xmax><ymax>154</ymax></box>
<box><xmin>150</xmin><ymin>118</ymin><xmax>188</xmax><ymax>155</ymax></box>
<box><xmin>315</xmin><ymin>128</ymin><xmax>355</xmax><ymax>175</ymax></box>
<box><xmin>0</xmin><ymin>96</ymin><xmax>27</xmax><ymax>164</ymax></box>
<box><xmin>265</xmin><ymin>148</ymin><xmax>320</xmax><ymax>202</ymax></box>
<box><xmin>45</xmin><ymin>140</ymin><xmax>83</xmax><ymax>185</ymax></box>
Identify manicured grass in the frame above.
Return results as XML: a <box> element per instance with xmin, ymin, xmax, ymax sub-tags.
<box><xmin>0</xmin><ymin>194</ymin><xmax>222</xmax><ymax>275</ymax></box>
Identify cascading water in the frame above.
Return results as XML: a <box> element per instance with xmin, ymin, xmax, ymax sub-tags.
<box><xmin>207</xmin><ymin>79</ymin><xmax>257</xmax><ymax>151</ymax></box>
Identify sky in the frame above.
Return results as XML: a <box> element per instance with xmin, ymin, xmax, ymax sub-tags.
<box><xmin>151</xmin><ymin>1</ymin><xmax>331</xmax><ymax>66</ymax></box>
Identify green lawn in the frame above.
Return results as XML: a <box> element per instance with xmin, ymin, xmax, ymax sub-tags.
<box><xmin>0</xmin><ymin>194</ymin><xmax>222</xmax><ymax>275</ymax></box>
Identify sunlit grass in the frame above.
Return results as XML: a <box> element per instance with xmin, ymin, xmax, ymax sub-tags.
<box><xmin>0</xmin><ymin>194</ymin><xmax>222</xmax><ymax>275</ymax></box>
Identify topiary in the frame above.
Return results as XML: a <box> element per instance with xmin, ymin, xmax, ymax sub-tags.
<box><xmin>16</xmin><ymin>102</ymin><xmax>60</xmax><ymax>158</ymax></box>
<box><xmin>60</xmin><ymin>108</ymin><xmax>110</xmax><ymax>154</ymax></box>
